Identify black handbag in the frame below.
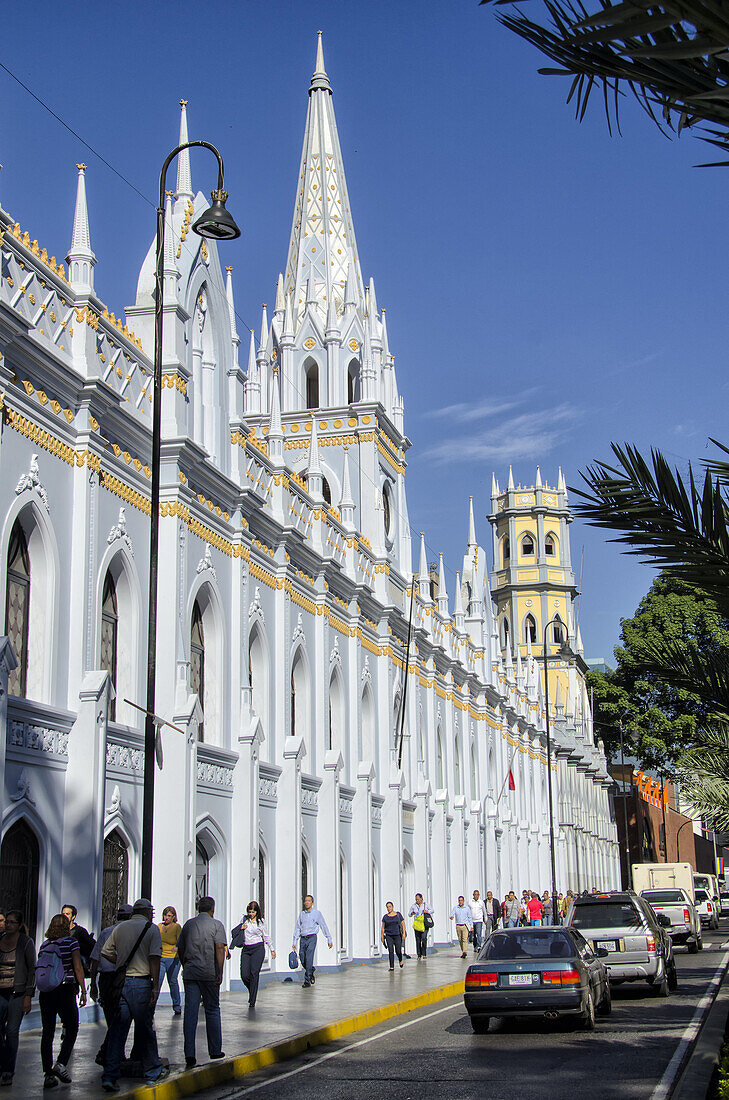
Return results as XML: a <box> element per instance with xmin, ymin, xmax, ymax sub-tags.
<box><xmin>423</xmin><ymin>910</ymin><xmax>434</xmax><ymax>930</ymax></box>
<box><xmin>100</xmin><ymin>920</ymin><xmax>152</xmax><ymax>1018</ymax></box>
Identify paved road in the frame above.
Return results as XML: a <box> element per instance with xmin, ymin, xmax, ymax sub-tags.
<box><xmin>207</xmin><ymin>924</ymin><xmax>729</xmax><ymax>1100</ymax></box>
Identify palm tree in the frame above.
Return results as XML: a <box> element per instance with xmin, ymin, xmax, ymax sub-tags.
<box><xmin>481</xmin><ymin>1</ymin><xmax>729</xmax><ymax>161</ymax></box>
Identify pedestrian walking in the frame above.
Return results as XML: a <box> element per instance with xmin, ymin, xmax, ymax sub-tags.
<box><xmin>0</xmin><ymin>909</ymin><xmax>35</xmax><ymax>1086</ymax></box>
<box><xmin>485</xmin><ymin>891</ymin><xmax>501</xmax><ymax>934</ymax></box>
<box><xmin>526</xmin><ymin>893</ymin><xmax>545</xmax><ymax>927</ymax></box>
<box><xmin>563</xmin><ymin>891</ymin><xmax>574</xmax><ymax>922</ymax></box>
<box><xmin>89</xmin><ymin>904</ymin><xmax>134</xmax><ymax>1068</ymax></box>
<box><xmin>408</xmin><ymin>894</ymin><xmax>433</xmax><ymax>960</ymax></box>
<box><xmin>99</xmin><ymin>898</ymin><xmax>167</xmax><ymax>1092</ymax></box>
<box><xmin>449</xmin><ymin>896</ymin><xmax>473</xmax><ymax>958</ymax></box>
<box><xmin>36</xmin><ymin>913</ymin><xmax>87</xmax><ymax>1088</ymax></box>
<box><xmin>230</xmin><ymin>902</ymin><xmax>275</xmax><ymax>1008</ymax></box>
<box><xmin>503</xmin><ymin>891</ymin><xmax>520</xmax><ymax>928</ymax></box>
<box><xmin>158</xmin><ymin>906</ymin><xmax>182</xmax><ymax>1016</ymax></box>
<box><xmin>556</xmin><ymin>893</ymin><xmax>565</xmax><ymax>924</ymax></box>
<box><xmin>469</xmin><ymin>891</ymin><xmax>486</xmax><ymax>953</ymax></box>
<box><xmin>380</xmin><ymin>903</ymin><xmax>406</xmax><ymax>970</ymax></box>
<box><xmin>176</xmin><ymin>896</ymin><xmax>227</xmax><ymax>1068</ymax></box>
<box><xmin>542</xmin><ymin>891</ymin><xmax>555</xmax><ymax>926</ymax></box>
<box><xmin>292</xmin><ymin>895</ymin><xmax>332</xmax><ymax>988</ymax></box>
<box><xmin>60</xmin><ymin>905</ymin><xmax>95</xmax><ymax>974</ymax></box>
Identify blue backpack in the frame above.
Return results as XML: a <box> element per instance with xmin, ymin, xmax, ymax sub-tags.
<box><xmin>36</xmin><ymin>942</ymin><xmax>66</xmax><ymax>992</ymax></box>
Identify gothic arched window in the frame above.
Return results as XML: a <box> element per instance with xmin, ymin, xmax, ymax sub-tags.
<box><xmin>348</xmin><ymin>360</ymin><xmax>361</xmax><ymax>403</ymax></box>
<box><xmin>190</xmin><ymin>600</ymin><xmax>205</xmax><ymax>741</ymax></box>
<box><xmin>5</xmin><ymin>521</ymin><xmax>30</xmax><ymax>697</ymax></box>
<box><xmin>100</xmin><ymin>571</ymin><xmax>118</xmax><ymax>721</ymax></box>
<box><xmin>521</xmin><ymin>533</ymin><xmax>535</xmax><ymax>556</ymax></box>
<box><xmin>0</xmin><ymin>820</ymin><xmax>39</xmax><ymax>939</ymax></box>
<box><xmin>502</xmin><ymin>536</ymin><xmax>510</xmax><ymax>565</ymax></box>
<box><xmin>545</xmin><ymin>533</ymin><xmax>556</xmax><ymax>557</ymax></box>
<box><xmin>502</xmin><ymin>616</ymin><xmax>510</xmax><ymax>648</ymax></box>
<box><xmin>102</xmin><ymin>829</ymin><xmax>128</xmax><ymax>931</ymax></box>
<box><xmin>306</xmin><ymin>363</ymin><xmax>319</xmax><ymax>409</ymax></box>
<box><xmin>553</xmin><ymin>615</ymin><xmax>564</xmax><ymax>644</ymax></box>
<box><xmin>322</xmin><ymin>478</ymin><xmax>332</xmax><ymax>506</ymax></box>
<box><xmin>525</xmin><ymin>614</ymin><xmax>537</xmax><ymax>645</ymax></box>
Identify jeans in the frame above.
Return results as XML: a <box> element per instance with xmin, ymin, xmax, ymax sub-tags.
<box><xmin>530</xmin><ymin>919</ymin><xmax>542</xmax><ymax>927</ymax></box>
<box><xmin>299</xmin><ymin>934</ymin><xmax>317</xmax><ymax>982</ymax></box>
<box><xmin>39</xmin><ymin>983</ymin><xmax>79</xmax><ymax>1073</ymax></box>
<box><xmin>102</xmin><ymin>977</ymin><xmax>162</xmax><ymax>1084</ymax></box>
<box><xmin>472</xmin><ymin>921</ymin><xmax>483</xmax><ymax>951</ymax></box>
<box><xmin>384</xmin><ymin>934</ymin><xmax>403</xmax><ymax>967</ymax></box>
<box><xmin>239</xmin><ymin>944</ymin><xmax>265</xmax><ymax>1006</ymax></box>
<box><xmin>507</xmin><ymin>918</ymin><xmax>519</xmax><ymax>928</ymax></box>
<box><xmin>182</xmin><ymin>979</ymin><xmax>222</xmax><ymax>1060</ymax></box>
<box><xmin>160</xmin><ymin>957</ymin><xmax>181</xmax><ymax>1011</ymax></box>
<box><xmin>0</xmin><ymin>992</ymin><xmax>25</xmax><ymax>1075</ymax></box>
<box><xmin>414</xmin><ymin>929</ymin><xmax>428</xmax><ymax>958</ymax></box>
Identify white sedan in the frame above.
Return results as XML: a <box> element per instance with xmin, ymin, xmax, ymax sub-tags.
<box><xmin>694</xmin><ymin>888</ymin><xmax>720</xmax><ymax>931</ymax></box>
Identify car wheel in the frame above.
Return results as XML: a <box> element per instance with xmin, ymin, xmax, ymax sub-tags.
<box><xmin>668</xmin><ymin>961</ymin><xmax>678</xmax><ymax>992</ymax></box>
<box><xmin>698</xmin><ymin>934</ymin><xmax>704</xmax><ymax>951</ymax></box>
<box><xmin>582</xmin><ymin>989</ymin><xmax>596</xmax><ymax>1030</ymax></box>
<box><xmin>596</xmin><ymin>983</ymin><xmax>612</xmax><ymax>1017</ymax></box>
<box><xmin>688</xmin><ymin>937</ymin><xmax>699</xmax><ymax>954</ymax></box>
<box><xmin>470</xmin><ymin>1016</ymin><xmax>490</xmax><ymax>1034</ymax></box>
<box><xmin>652</xmin><ymin>970</ymin><xmax>669</xmax><ymax>997</ymax></box>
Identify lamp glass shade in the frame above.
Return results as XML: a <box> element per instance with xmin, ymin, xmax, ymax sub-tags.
<box><xmin>192</xmin><ymin>191</ymin><xmax>241</xmax><ymax>241</ymax></box>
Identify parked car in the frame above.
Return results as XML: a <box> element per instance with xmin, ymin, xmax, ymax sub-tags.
<box><xmin>463</xmin><ymin>926</ymin><xmax>611</xmax><ymax>1033</ymax></box>
<box><xmin>566</xmin><ymin>891</ymin><xmax>678</xmax><ymax>995</ymax></box>
<box><xmin>640</xmin><ymin>889</ymin><xmax>702</xmax><ymax>953</ymax></box>
<box><xmin>719</xmin><ymin>889</ymin><xmax>729</xmax><ymax>915</ymax></box>
<box><xmin>694</xmin><ymin>888</ymin><xmax>720</xmax><ymax>930</ymax></box>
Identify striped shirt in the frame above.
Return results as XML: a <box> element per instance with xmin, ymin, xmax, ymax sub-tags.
<box><xmin>39</xmin><ymin>936</ymin><xmax>79</xmax><ymax>983</ymax></box>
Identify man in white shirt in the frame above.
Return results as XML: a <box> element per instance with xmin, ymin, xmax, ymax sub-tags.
<box><xmin>470</xmin><ymin>890</ymin><xmax>487</xmax><ymax>953</ymax></box>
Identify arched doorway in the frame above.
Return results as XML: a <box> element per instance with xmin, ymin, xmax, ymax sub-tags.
<box><xmin>102</xmin><ymin>829</ymin><xmax>128</xmax><ymax>930</ymax></box>
<box><xmin>0</xmin><ymin>821</ymin><xmax>40</xmax><ymax>938</ymax></box>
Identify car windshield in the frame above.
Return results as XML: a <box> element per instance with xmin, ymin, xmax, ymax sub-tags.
<box><xmin>695</xmin><ymin>889</ymin><xmax>708</xmax><ymax>901</ymax></box>
<box><xmin>572</xmin><ymin>902</ymin><xmax>642</xmax><ymax>929</ymax></box>
<box><xmin>480</xmin><ymin>931</ymin><xmax>575</xmax><ymax>961</ymax></box>
<box><xmin>642</xmin><ymin>890</ymin><xmax>685</xmax><ymax>903</ymax></box>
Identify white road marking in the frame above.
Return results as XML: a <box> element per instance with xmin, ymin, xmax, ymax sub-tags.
<box><xmin>651</xmin><ymin>950</ymin><xmax>729</xmax><ymax>1100</ymax></box>
<box><xmin>228</xmin><ymin>999</ymin><xmax>462</xmax><ymax>1096</ymax></box>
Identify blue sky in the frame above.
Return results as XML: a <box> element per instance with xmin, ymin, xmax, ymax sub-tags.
<box><xmin>1</xmin><ymin>0</ymin><xmax>725</xmax><ymax>662</ymax></box>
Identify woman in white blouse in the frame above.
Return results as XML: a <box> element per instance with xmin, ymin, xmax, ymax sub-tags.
<box><xmin>230</xmin><ymin>902</ymin><xmax>276</xmax><ymax>1007</ymax></box>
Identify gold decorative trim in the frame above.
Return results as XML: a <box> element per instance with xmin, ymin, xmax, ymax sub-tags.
<box><xmin>161</xmin><ymin>372</ymin><xmax>188</xmax><ymax>396</ymax></box>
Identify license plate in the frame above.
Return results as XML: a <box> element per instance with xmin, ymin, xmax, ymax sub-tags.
<box><xmin>595</xmin><ymin>940</ymin><xmax>617</xmax><ymax>952</ymax></box>
<box><xmin>508</xmin><ymin>973</ymin><xmax>535</xmax><ymax>986</ymax></box>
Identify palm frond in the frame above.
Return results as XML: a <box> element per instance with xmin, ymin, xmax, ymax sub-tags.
<box><xmin>571</xmin><ymin>443</ymin><xmax>729</xmax><ymax>614</ymax></box>
<box><xmin>641</xmin><ymin>637</ymin><xmax>729</xmax><ymax>722</ymax></box>
<box><xmin>480</xmin><ymin>0</ymin><xmax>729</xmax><ymax>154</ymax></box>
<box><xmin>680</xmin><ymin>727</ymin><xmax>729</xmax><ymax>829</ymax></box>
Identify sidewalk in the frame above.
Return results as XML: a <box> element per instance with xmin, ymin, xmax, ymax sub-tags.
<box><xmin>12</xmin><ymin>948</ymin><xmax>468</xmax><ymax>1098</ymax></box>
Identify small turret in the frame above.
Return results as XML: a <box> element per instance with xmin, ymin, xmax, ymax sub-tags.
<box><xmin>175</xmin><ymin>99</ymin><xmax>193</xmax><ymax>203</ymax></box>
<box><xmin>162</xmin><ymin>192</ymin><xmax>179</xmax><ymax>301</ymax></box>
<box><xmin>507</xmin><ymin>466</ymin><xmax>515</xmax><ymax>491</ymax></box>
<box><xmin>225</xmin><ymin>267</ymin><xmax>240</xmax><ymax>347</ymax></box>
<box><xmin>418</xmin><ymin>533</ymin><xmax>431</xmax><ymax>603</ymax></box>
<box><xmin>339</xmin><ymin>448</ymin><xmax>355</xmax><ymax>530</ymax></box>
<box><xmin>453</xmin><ymin>571</ymin><xmax>465</xmax><ymax>632</ymax></box>
<box><xmin>268</xmin><ymin>368</ymin><xmax>284</xmax><ymax>466</ymax></box>
<box><xmin>307</xmin><ymin>416</ymin><xmax>323</xmax><ymax>499</ymax></box>
<box><xmin>535</xmin><ymin>466</ymin><xmax>542</xmax><ymax>490</ymax></box>
<box><xmin>436</xmin><ymin>554</ymin><xmax>449</xmax><ymax>618</ymax></box>
<box><xmin>66</xmin><ymin>164</ymin><xmax>95</xmax><ymax>294</ymax></box>
<box><xmin>258</xmin><ymin>304</ymin><xmax>269</xmax><ymax>353</ymax></box>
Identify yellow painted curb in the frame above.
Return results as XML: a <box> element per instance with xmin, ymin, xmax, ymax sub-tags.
<box><xmin>123</xmin><ymin>979</ymin><xmax>463</xmax><ymax>1100</ymax></box>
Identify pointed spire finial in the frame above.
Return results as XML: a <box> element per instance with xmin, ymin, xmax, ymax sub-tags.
<box><xmin>259</xmin><ymin>304</ymin><xmax>269</xmax><ymax>351</ymax></box>
<box><xmin>437</xmin><ymin>553</ymin><xmax>449</xmax><ymax>617</ymax></box>
<box><xmin>508</xmin><ymin>466</ymin><xmax>515</xmax><ymax>491</ymax></box>
<box><xmin>225</xmin><ymin>266</ymin><xmax>239</xmax><ymax>344</ymax></box>
<box><xmin>467</xmin><ymin>496</ymin><xmax>477</xmax><ymax>549</ymax></box>
<box><xmin>247</xmin><ymin>328</ymin><xmax>256</xmax><ymax>376</ymax></box>
<box><xmin>454</xmin><ymin>572</ymin><xmax>465</xmax><ymax>625</ymax></box>
<box><xmin>268</xmin><ymin>368</ymin><xmax>283</xmax><ymax>465</ymax></box>
<box><xmin>536</xmin><ymin>466</ymin><xmax>542</xmax><ymax>490</ymax></box>
<box><xmin>339</xmin><ymin>446</ymin><xmax>355</xmax><ymax>529</ymax></box>
<box><xmin>67</xmin><ymin>162</ymin><xmax>95</xmax><ymax>291</ymax></box>
<box><xmin>274</xmin><ymin>273</ymin><xmax>285</xmax><ymax>316</ymax></box>
<box><xmin>176</xmin><ymin>99</ymin><xmax>193</xmax><ymax>200</ymax></box>
<box><xmin>310</xmin><ymin>30</ymin><xmax>331</xmax><ymax>92</ymax></box>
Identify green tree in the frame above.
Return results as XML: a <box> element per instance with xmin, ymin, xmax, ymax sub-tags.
<box><xmin>588</xmin><ymin>572</ymin><xmax>729</xmax><ymax>772</ymax></box>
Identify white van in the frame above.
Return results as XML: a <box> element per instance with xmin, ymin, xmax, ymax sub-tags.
<box><xmin>694</xmin><ymin>873</ymin><xmax>721</xmax><ymax>914</ymax></box>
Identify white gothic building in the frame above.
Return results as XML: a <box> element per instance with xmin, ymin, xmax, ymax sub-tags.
<box><xmin>0</xmin><ymin>36</ymin><xmax>619</xmax><ymax>968</ymax></box>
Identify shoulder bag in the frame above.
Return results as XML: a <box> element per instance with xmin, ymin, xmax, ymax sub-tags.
<box><xmin>99</xmin><ymin>920</ymin><xmax>152</xmax><ymax>1018</ymax></box>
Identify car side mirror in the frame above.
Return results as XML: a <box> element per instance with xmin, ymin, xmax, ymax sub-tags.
<box><xmin>595</xmin><ymin>947</ymin><xmax>609</xmax><ymax>958</ymax></box>
<box><xmin>656</xmin><ymin>914</ymin><xmax>671</xmax><ymax>928</ymax></box>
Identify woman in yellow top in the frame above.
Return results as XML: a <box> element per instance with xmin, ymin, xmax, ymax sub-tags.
<box><xmin>158</xmin><ymin>906</ymin><xmax>182</xmax><ymax>1015</ymax></box>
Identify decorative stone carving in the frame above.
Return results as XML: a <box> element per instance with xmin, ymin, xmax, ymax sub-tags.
<box><xmin>15</xmin><ymin>454</ymin><xmax>49</xmax><ymax>512</ymax></box>
<box><xmin>259</xmin><ymin>776</ymin><xmax>278</xmax><ymax>803</ymax></box>
<box><xmin>329</xmin><ymin>634</ymin><xmax>340</xmax><ymax>667</ymax></box>
<box><xmin>301</xmin><ymin>785</ymin><xmax>318</xmax><ymax>811</ymax></box>
<box><xmin>107</xmin><ymin>507</ymin><xmax>133</xmax><ymax>555</ymax></box>
<box><xmin>196</xmin><ymin>543</ymin><xmax>216</xmax><ymax>581</ymax></box>
<box><xmin>105</xmin><ymin>784</ymin><xmax>122</xmax><ymax>818</ymax></box>
<box><xmin>197</xmin><ymin>759</ymin><xmax>233</xmax><ymax>788</ymax></box>
<box><xmin>361</xmin><ymin>656</ymin><xmax>371</xmax><ymax>687</ymax></box>
<box><xmin>371</xmin><ymin>803</ymin><xmax>382</xmax><ymax>826</ymax></box>
<box><xmin>106</xmin><ymin>740</ymin><xmax>144</xmax><ymax>773</ymax></box>
<box><xmin>292</xmin><ymin>612</ymin><xmax>305</xmax><ymax>647</ymax></box>
<box><xmin>338</xmin><ymin>796</ymin><xmax>353</xmax><ymax>819</ymax></box>
<box><xmin>249</xmin><ymin>586</ymin><xmax>262</xmax><ymax>618</ymax></box>
<box><xmin>9</xmin><ymin>767</ymin><xmax>34</xmax><ymax>804</ymax></box>
<box><xmin>8</xmin><ymin>721</ymin><xmax>69</xmax><ymax>759</ymax></box>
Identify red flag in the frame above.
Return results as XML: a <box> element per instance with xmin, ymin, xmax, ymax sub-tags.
<box><xmin>508</xmin><ymin>769</ymin><xmax>516</xmax><ymax>791</ymax></box>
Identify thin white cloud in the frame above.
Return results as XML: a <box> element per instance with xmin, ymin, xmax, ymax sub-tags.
<box><xmin>422</xmin><ymin>404</ymin><xmax>582</xmax><ymax>465</ymax></box>
<box><xmin>424</xmin><ymin>387</ymin><xmax>540</xmax><ymax>423</ymax></box>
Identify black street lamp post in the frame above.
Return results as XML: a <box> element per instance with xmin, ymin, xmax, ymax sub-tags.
<box><xmin>539</xmin><ymin>617</ymin><xmax>573</xmax><ymax>917</ymax></box>
<box><xmin>141</xmin><ymin>141</ymin><xmax>240</xmax><ymax>900</ymax></box>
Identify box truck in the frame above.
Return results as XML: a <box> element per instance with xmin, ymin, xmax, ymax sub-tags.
<box><xmin>632</xmin><ymin>862</ymin><xmax>695</xmax><ymax>900</ymax></box>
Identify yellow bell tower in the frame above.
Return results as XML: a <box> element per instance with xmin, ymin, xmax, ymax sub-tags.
<box><xmin>488</xmin><ymin>467</ymin><xmax>579</xmax><ymax>670</ymax></box>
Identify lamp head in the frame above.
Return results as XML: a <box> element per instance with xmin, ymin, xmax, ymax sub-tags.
<box><xmin>557</xmin><ymin>642</ymin><xmax>575</xmax><ymax>660</ymax></box>
<box><xmin>192</xmin><ymin>189</ymin><xmax>241</xmax><ymax>241</ymax></box>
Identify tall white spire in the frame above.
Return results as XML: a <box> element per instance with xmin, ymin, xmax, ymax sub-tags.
<box><xmin>339</xmin><ymin>447</ymin><xmax>355</xmax><ymax>529</ymax></box>
<box><xmin>307</xmin><ymin>416</ymin><xmax>323</xmax><ymax>499</ymax></box>
<box><xmin>225</xmin><ymin>267</ymin><xmax>240</xmax><ymax>345</ymax></box>
<box><xmin>283</xmin><ymin>33</ymin><xmax>365</xmax><ymax>329</ymax></box>
<box><xmin>162</xmin><ymin>192</ymin><xmax>179</xmax><ymax>300</ymax></box>
<box><xmin>67</xmin><ymin>163</ymin><xmax>95</xmax><ymax>292</ymax></box>
<box><xmin>176</xmin><ymin>100</ymin><xmax>193</xmax><ymax>201</ymax></box>
<box><xmin>436</xmin><ymin>554</ymin><xmax>449</xmax><ymax>618</ymax></box>
<box><xmin>268</xmin><ymin>369</ymin><xmax>284</xmax><ymax>466</ymax></box>
<box><xmin>467</xmin><ymin>496</ymin><xmax>477</xmax><ymax>549</ymax></box>
<box><xmin>418</xmin><ymin>533</ymin><xmax>431</xmax><ymax>602</ymax></box>
<box><xmin>454</xmin><ymin>571</ymin><xmax>465</xmax><ymax>630</ymax></box>
<box><xmin>258</xmin><ymin>304</ymin><xmax>269</xmax><ymax>352</ymax></box>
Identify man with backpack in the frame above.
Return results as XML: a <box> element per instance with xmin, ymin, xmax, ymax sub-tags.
<box><xmin>99</xmin><ymin>898</ymin><xmax>168</xmax><ymax>1092</ymax></box>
